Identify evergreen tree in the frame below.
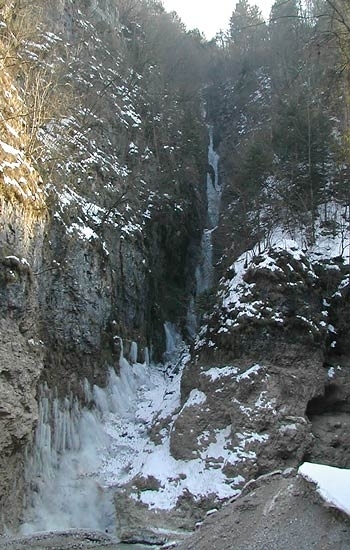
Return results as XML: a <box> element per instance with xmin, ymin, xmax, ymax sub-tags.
<box><xmin>229</xmin><ymin>0</ymin><xmax>267</xmax><ymax>55</ymax></box>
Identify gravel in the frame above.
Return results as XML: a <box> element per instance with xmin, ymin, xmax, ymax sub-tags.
<box><xmin>174</xmin><ymin>472</ymin><xmax>350</xmax><ymax>550</ymax></box>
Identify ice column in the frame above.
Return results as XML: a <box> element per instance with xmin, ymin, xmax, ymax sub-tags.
<box><xmin>21</xmin><ymin>341</ymin><xmax>150</xmax><ymax>536</ymax></box>
<box><xmin>195</xmin><ymin>126</ymin><xmax>221</xmax><ymax>295</ymax></box>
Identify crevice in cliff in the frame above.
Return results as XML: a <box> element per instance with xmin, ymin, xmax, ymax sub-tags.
<box><xmin>305</xmin><ymin>381</ymin><xmax>350</xmax><ymax>468</ymax></box>
<box><xmin>306</xmin><ymin>384</ymin><xmax>350</xmax><ymax>417</ymax></box>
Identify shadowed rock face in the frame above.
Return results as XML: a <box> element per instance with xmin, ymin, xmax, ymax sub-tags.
<box><xmin>305</xmin><ymin>374</ymin><xmax>350</xmax><ymax>468</ymax></box>
<box><xmin>38</xmin><ymin>202</ymin><xmax>202</xmax><ymax>395</ymax></box>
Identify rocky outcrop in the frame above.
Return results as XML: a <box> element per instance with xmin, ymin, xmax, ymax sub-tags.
<box><xmin>306</xmin><ymin>362</ymin><xmax>350</xmax><ymax>467</ymax></box>
<box><xmin>303</xmin><ymin>266</ymin><xmax>350</xmax><ymax>467</ymax></box>
<box><xmin>0</xmin><ymin>200</ymin><xmax>45</xmax><ymax>531</ymax></box>
<box><xmin>114</xmin><ymin>483</ymin><xmax>212</xmax><ymax>538</ymax></box>
<box><xmin>171</xmin><ymin>351</ymin><xmax>324</xmax><ymax>485</ymax></box>
<box><xmin>39</xmin><ymin>194</ymin><xmax>203</xmax><ymax>394</ymax></box>
<box><xmin>0</xmin><ymin>528</ymin><xmax>118</xmax><ymax>549</ymax></box>
<box><xmin>0</xmin><ymin>58</ymin><xmax>47</xmax><ymax>529</ymax></box>
<box><xmin>171</xmin><ymin>241</ymin><xmax>350</xmax><ymax>491</ymax></box>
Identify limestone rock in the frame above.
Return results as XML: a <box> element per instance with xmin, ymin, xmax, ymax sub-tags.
<box><xmin>306</xmin><ymin>364</ymin><xmax>350</xmax><ymax>467</ymax></box>
<box><xmin>170</xmin><ymin>348</ymin><xmax>325</xmax><ymax>484</ymax></box>
<box><xmin>0</xmin><ymin>319</ymin><xmax>43</xmax><ymax>532</ymax></box>
<box><xmin>171</xmin><ymin>244</ymin><xmax>349</xmax><ymax>494</ymax></box>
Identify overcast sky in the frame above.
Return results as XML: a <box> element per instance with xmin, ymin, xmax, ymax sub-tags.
<box><xmin>161</xmin><ymin>0</ymin><xmax>274</xmax><ymax>39</ymax></box>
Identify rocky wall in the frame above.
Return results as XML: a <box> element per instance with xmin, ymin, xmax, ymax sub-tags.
<box><xmin>0</xmin><ymin>202</ymin><xmax>46</xmax><ymax>531</ymax></box>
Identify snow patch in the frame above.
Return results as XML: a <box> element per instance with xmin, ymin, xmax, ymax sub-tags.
<box><xmin>0</xmin><ymin>139</ymin><xmax>21</xmax><ymax>156</ymax></box>
<box><xmin>236</xmin><ymin>364</ymin><xmax>262</xmax><ymax>382</ymax></box>
<box><xmin>299</xmin><ymin>462</ymin><xmax>350</xmax><ymax>516</ymax></box>
<box><xmin>203</xmin><ymin>366</ymin><xmax>239</xmax><ymax>382</ymax></box>
<box><xmin>183</xmin><ymin>389</ymin><xmax>207</xmax><ymax>408</ymax></box>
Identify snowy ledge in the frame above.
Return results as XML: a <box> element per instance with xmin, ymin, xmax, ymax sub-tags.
<box><xmin>298</xmin><ymin>462</ymin><xmax>350</xmax><ymax>517</ymax></box>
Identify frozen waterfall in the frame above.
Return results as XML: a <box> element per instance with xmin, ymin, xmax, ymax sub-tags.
<box><xmin>21</xmin><ymin>341</ymin><xmax>151</xmax><ymax>536</ymax></box>
<box><xmin>21</xmin><ymin>326</ymin><xmax>188</xmax><ymax>540</ymax></box>
<box><xmin>195</xmin><ymin>126</ymin><xmax>221</xmax><ymax>296</ymax></box>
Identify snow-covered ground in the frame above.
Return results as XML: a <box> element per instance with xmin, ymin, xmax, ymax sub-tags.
<box><xmin>98</xmin><ymin>332</ymin><xmax>238</xmax><ymax>510</ymax></box>
<box><xmin>299</xmin><ymin>462</ymin><xmax>350</xmax><ymax>516</ymax></box>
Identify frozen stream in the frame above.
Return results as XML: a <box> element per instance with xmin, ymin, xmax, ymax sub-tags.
<box><xmin>20</xmin><ymin>324</ymin><xmax>190</xmax><ymax>543</ymax></box>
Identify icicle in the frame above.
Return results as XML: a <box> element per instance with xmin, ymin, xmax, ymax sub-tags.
<box><xmin>23</xmin><ymin>328</ymin><xmax>185</xmax><ymax>536</ymax></box>
<box><xmin>130</xmin><ymin>341</ymin><xmax>138</xmax><ymax>364</ymax></box>
<box><xmin>195</xmin><ymin>228</ymin><xmax>215</xmax><ymax>294</ymax></box>
<box><xmin>93</xmin><ymin>385</ymin><xmax>110</xmax><ymax>415</ymax></box>
<box><xmin>163</xmin><ymin>322</ymin><xmax>185</xmax><ymax>367</ymax></box>
<box><xmin>119</xmin><ymin>358</ymin><xmax>138</xmax><ymax>402</ymax></box>
<box><xmin>22</xmin><ymin>382</ymin><xmax>115</xmax><ymax>535</ymax></box>
<box><xmin>118</xmin><ymin>336</ymin><xmax>124</xmax><ymax>365</ymax></box>
<box><xmin>208</xmin><ymin>126</ymin><xmax>220</xmax><ymax>191</ymax></box>
<box><xmin>83</xmin><ymin>378</ymin><xmax>92</xmax><ymax>404</ymax></box>
<box><xmin>144</xmin><ymin>346</ymin><xmax>150</xmax><ymax>366</ymax></box>
<box><xmin>186</xmin><ymin>296</ymin><xmax>197</xmax><ymax>340</ymax></box>
<box><xmin>108</xmin><ymin>377</ymin><xmax>127</xmax><ymax>415</ymax></box>
<box><xmin>164</xmin><ymin>321</ymin><xmax>179</xmax><ymax>354</ymax></box>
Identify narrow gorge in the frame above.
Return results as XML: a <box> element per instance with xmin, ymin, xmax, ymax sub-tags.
<box><xmin>1</xmin><ymin>0</ymin><xmax>350</xmax><ymax>548</ymax></box>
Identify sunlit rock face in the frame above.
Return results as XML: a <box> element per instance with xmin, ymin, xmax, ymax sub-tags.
<box><xmin>0</xmin><ymin>64</ymin><xmax>47</xmax><ymax>530</ymax></box>
<box><xmin>0</xmin><ymin>204</ymin><xmax>45</xmax><ymax>530</ymax></box>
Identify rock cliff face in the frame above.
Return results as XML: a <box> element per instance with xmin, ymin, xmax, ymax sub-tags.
<box><xmin>171</xmin><ymin>239</ymin><xmax>350</xmax><ymax>493</ymax></box>
<box><xmin>1</xmin><ymin>0</ymin><xmax>349</xmax><ymax>539</ymax></box>
<box><xmin>0</xmin><ymin>61</ymin><xmax>47</xmax><ymax>527</ymax></box>
<box><xmin>0</xmin><ymin>320</ymin><xmax>43</xmax><ymax>530</ymax></box>
<box><xmin>0</xmin><ymin>0</ymin><xmax>205</xmax><ymax>531</ymax></box>
<box><xmin>28</xmin><ymin>0</ymin><xmax>206</xmax><ymax>392</ymax></box>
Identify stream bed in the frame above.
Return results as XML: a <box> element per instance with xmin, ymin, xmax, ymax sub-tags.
<box><xmin>0</xmin><ymin>529</ymin><xmax>158</xmax><ymax>549</ymax></box>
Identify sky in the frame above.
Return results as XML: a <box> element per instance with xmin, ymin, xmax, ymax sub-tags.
<box><xmin>161</xmin><ymin>0</ymin><xmax>274</xmax><ymax>39</ymax></box>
